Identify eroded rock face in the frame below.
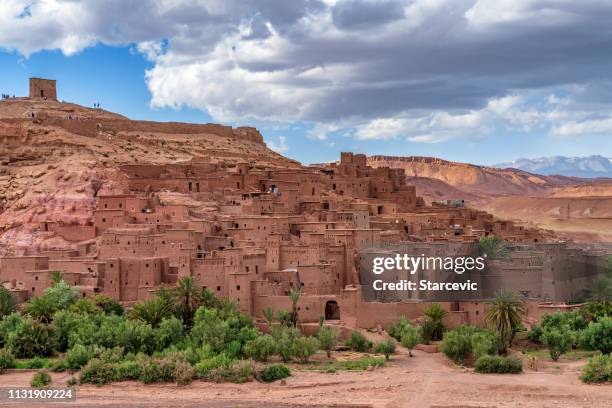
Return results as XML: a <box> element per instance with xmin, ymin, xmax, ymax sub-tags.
<box><xmin>0</xmin><ymin>98</ymin><xmax>296</xmax><ymax>255</ymax></box>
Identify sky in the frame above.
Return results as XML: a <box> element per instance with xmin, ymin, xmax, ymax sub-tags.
<box><xmin>1</xmin><ymin>0</ymin><xmax>611</xmax><ymax>166</ymax></box>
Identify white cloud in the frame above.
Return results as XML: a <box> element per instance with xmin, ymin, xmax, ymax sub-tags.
<box><xmin>2</xmin><ymin>0</ymin><xmax>612</xmax><ymax>144</ymax></box>
<box><xmin>266</xmin><ymin>135</ymin><xmax>289</xmax><ymax>153</ymax></box>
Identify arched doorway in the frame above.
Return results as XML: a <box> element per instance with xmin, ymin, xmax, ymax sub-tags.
<box><xmin>325</xmin><ymin>300</ymin><xmax>340</xmax><ymax>320</ymax></box>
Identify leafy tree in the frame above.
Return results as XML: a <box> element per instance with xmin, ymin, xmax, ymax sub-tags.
<box><xmin>400</xmin><ymin>325</ymin><xmax>422</xmax><ymax>357</ymax></box>
<box><xmin>0</xmin><ymin>287</ymin><xmax>18</xmax><ymax>320</ymax></box>
<box><xmin>129</xmin><ymin>298</ymin><xmax>173</xmax><ymax>328</ymax></box>
<box><xmin>244</xmin><ymin>334</ymin><xmax>276</xmax><ymax>362</ymax></box>
<box><xmin>288</xmin><ymin>288</ymin><xmax>301</xmax><ymax>327</ymax></box>
<box><xmin>155</xmin><ymin>317</ymin><xmax>186</xmax><ymax>351</ymax></box>
<box><xmin>579</xmin><ymin>316</ymin><xmax>612</xmax><ymax>354</ymax></box>
<box><xmin>585</xmin><ymin>301</ymin><xmax>611</xmax><ymax>321</ymax></box>
<box><xmin>43</xmin><ymin>280</ymin><xmax>78</xmax><ymax>310</ymax></box>
<box><xmin>291</xmin><ymin>336</ymin><xmax>319</xmax><ymax>363</ymax></box>
<box><xmin>69</xmin><ymin>298</ymin><xmax>101</xmax><ymax>315</ymax></box>
<box><xmin>6</xmin><ymin>318</ymin><xmax>58</xmax><ymax>357</ymax></box>
<box><xmin>542</xmin><ymin>327</ymin><xmax>574</xmax><ymax>361</ymax></box>
<box><xmin>374</xmin><ymin>340</ymin><xmax>396</xmax><ymax>360</ymax></box>
<box><xmin>485</xmin><ymin>290</ymin><xmax>524</xmax><ymax>354</ymax></box>
<box><xmin>0</xmin><ymin>312</ymin><xmax>23</xmax><ymax>347</ymax></box>
<box><xmin>478</xmin><ymin>236</ymin><xmax>509</xmax><ymax>260</ymax></box>
<box><xmin>423</xmin><ymin>303</ymin><xmax>447</xmax><ymax>341</ymax></box>
<box><xmin>345</xmin><ymin>331</ymin><xmax>372</xmax><ymax>352</ymax></box>
<box><xmin>317</xmin><ymin>326</ymin><xmax>338</xmax><ymax>358</ymax></box>
<box><xmin>94</xmin><ymin>295</ymin><xmax>124</xmax><ymax>315</ymax></box>
<box><xmin>271</xmin><ymin>326</ymin><xmax>300</xmax><ymax>362</ymax></box>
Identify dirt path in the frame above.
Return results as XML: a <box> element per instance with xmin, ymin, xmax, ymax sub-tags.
<box><xmin>1</xmin><ymin>351</ymin><xmax>610</xmax><ymax>408</ymax></box>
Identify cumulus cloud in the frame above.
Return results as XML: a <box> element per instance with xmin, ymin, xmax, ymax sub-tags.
<box><xmin>266</xmin><ymin>135</ymin><xmax>289</xmax><ymax>153</ymax></box>
<box><xmin>3</xmin><ymin>0</ymin><xmax>612</xmax><ymax>142</ymax></box>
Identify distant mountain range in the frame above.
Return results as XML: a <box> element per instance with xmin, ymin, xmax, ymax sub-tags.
<box><xmin>494</xmin><ymin>155</ymin><xmax>612</xmax><ymax>178</ymax></box>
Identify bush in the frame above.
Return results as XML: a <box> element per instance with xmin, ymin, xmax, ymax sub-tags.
<box><xmin>423</xmin><ymin>303</ymin><xmax>447</xmax><ymax>341</ymax></box>
<box><xmin>80</xmin><ymin>359</ymin><xmax>118</xmax><ymax>385</ymax></box>
<box><xmin>527</xmin><ymin>324</ymin><xmax>542</xmax><ymax>343</ymax></box>
<box><xmin>0</xmin><ymin>287</ymin><xmax>18</xmax><ymax>320</ymax></box>
<box><xmin>474</xmin><ymin>355</ymin><xmax>522</xmax><ymax>374</ymax></box>
<box><xmin>22</xmin><ymin>356</ymin><xmax>47</xmax><ymax>369</ymax></box>
<box><xmin>400</xmin><ymin>325</ymin><xmax>422</xmax><ymax>352</ymax></box>
<box><xmin>114</xmin><ymin>360</ymin><xmax>141</xmax><ymax>381</ymax></box>
<box><xmin>155</xmin><ymin>317</ymin><xmax>185</xmax><ymax>351</ymax></box>
<box><xmin>292</xmin><ymin>336</ymin><xmax>319</xmax><ymax>363</ymax></box>
<box><xmin>388</xmin><ymin>317</ymin><xmax>412</xmax><ymax>341</ymax></box>
<box><xmin>542</xmin><ymin>327</ymin><xmax>574</xmax><ymax>361</ymax></box>
<box><xmin>579</xmin><ymin>317</ymin><xmax>612</xmax><ymax>354</ymax></box>
<box><xmin>174</xmin><ymin>361</ymin><xmax>195</xmax><ymax>385</ymax></box>
<box><xmin>580</xmin><ymin>354</ymin><xmax>612</xmax><ymax>383</ymax></box>
<box><xmin>332</xmin><ymin>356</ymin><xmax>385</xmax><ymax>371</ymax></box>
<box><xmin>244</xmin><ymin>334</ymin><xmax>276</xmax><ymax>362</ymax></box>
<box><xmin>43</xmin><ymin>281</ymin><xmax>78</xmax><ymax>311</ymax></box>
<box><xmin>0</xmin><ymin>348</ymin><xmax>16</xmax><ymax>372</ymax></box>
<box><xmin>345</xmin><ymin>332</ymin><xmax>372</xmax><ymax>352</ymax></box>
<box><xmin>64</xmin><ymin>344</ymin><xmax>93</xmax><ymax>369</ymax></box>
<box><xmin>31</xmin><ymin>370</ymin><xmax>52</xmax><ymax>388</ymax></box>
<box><xmin>317</xmin><ymin>326</ymin><xmax>338</xmax><ymax>358</ymax></box>
<box><xmin>94</xmin><ymin>295</ymin><xmax>124</xmax><ymax>315</ymax></box>
<box><xmin>195</xmin><ymin>354</ymin><xmax>235</xmax><ymax>380</ymax></box>
<box><xmin>6</xmin><ymin>318</ymin><xmax>58</xmax><ymax>358</ymax></box>
<box><xmin>420</xmin><ymin>319</ymin><xmax>437</xmax><ymax>344</ymax></box>
<box><xmin>272</xmin><ymin>326</ymin><xmax>300</xmax><ymax>362</ymax></box>
<box><xmin>374</xmin><ymin>340</ymin><xmax>396</xmax><ymax>360</ymax></box>
<box><xmin>66</xmin><ymin>376</ymin><xmax>77</xmax><ymax>386</ymax></box>
<box><xmin>259</xmin><ymin>364</ymin><xmax>291</xmax><ymax>382</ymax></box>
<box><xmin>471</xmin><ymin>331</ymin><xmax>497</xmax><ymax>360</ymax></box>
<box><xmin>0</xmin><ymin>313</ymin><xmax>23</xmax><ymax>346</ymax></box>
<box><xmin>441</xmin><ymin>326</ymin><xmax>475</xmax><ymax>365</ymax></box>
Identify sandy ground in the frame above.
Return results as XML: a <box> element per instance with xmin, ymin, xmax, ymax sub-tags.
<box><xmin>1</xmin><ymin>350</ymin><xmax>610</xmax><ymax>408</ymax></box>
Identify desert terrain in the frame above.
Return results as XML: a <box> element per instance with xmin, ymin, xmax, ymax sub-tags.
<box><xmin>1</xmin><ymin>349</ymin><xmax>610</xmax><ymax>408</ymax></box>
<box><xmin>368</xmin><ymin>156</ymin><xmax>612</xmax><ymax>242</ymax></box>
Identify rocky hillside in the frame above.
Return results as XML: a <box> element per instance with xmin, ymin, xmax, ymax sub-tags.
<box><xmin>368</xmin><ymin>155</ymin><xmax>585</xmax><ymax>197</ymax></box>
<box><xmin>0</xmin><ymin>98</ymin><xmax>299</xmax><ymax>255</ymax></box>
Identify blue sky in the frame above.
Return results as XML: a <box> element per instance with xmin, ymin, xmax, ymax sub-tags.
<box><xmin>1</xmin><ymin>1</ymin><xmax>611</xmax><ymax>165</ymax></box>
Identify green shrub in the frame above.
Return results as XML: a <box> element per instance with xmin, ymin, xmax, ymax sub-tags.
<box><xmin>155</xmin><ymin>317</ymin><xmax>185</xmax><ymax>351</ymax></box>
<box><xmin>244</xmin><ymin>334</ymin><xmax>276</xmax><ymax>362</ymax></box>
<box><xmin>198</xmin><ymin>358</ymin><xmax>255</xmax><ymax>383</ymax></box>
<box><xmin>0</xmin><ymin>287</ymin><xmax>18</xmax><ymax>321</ymax></box>
<box><xmin>331</xmin><ymin>356</ymin><xmax>385</xmax><ymax>371</ymax></box>
<box><xmin>271</xmin><ymin>326</ymin><xmax>299</xmax><ymax>362</ymax></box>
<box><xmin>580</xmin><ymin>354</ymin><xmax>612</xmax><ymax>383</ymax></box>
<box><xmin>292</xmin><ymin>336</ymin><xmax>319</xmax><ymax>363</ymax></box>
<box><xmin>259</xmin><ymin>364</ymin><xmax>291</xmax><ymax>382</ymax></box>
<box><xmin>345</xmin><ymin>332</ymin><xmax>372</xmax><ymax>352</ymax></box>
<box><xmin>471</xmin><ymin>331</ymin><xmax>497</xmax><ymax>360</ymax></box>
<box><xmin>0</xmin><ymin>348</ymin><xmax>16</xmax><ymax>372</ymax></box>
<box><xmin>474</xmin><ymin>355</ymin><xmax>522</xmax><ymax>374</ymax></box>
<box><xmin>174</xmin><ymin>361</ymin><xmax>195</xmax><ymax>385</ymax></box>
<box><xmin>66</xmin><ymin>376</ymin><xmax>77</xmax><ymax>386</ymax></box>
<box><xmin>317</xmin><ymin>326</ymin><xmax>338</xmax><ymax>358</ymax></box>
<box><xmin>6</xmin><ymin>318</ymin><xmax>57</xmax><ymax>358</ymax></box>
<box><xmin>441</xmin><ymin>327</ymin><xmax>474</xmax><ymax>364</ymax></box>
<box><xmin>64</xmin><ymin>344</ymin><xmax>93</xmax><ymax>369</ymax></box>
<box><xmin>388</xmin><ymin>316</ymin><xmax>412</xmax><ymax>341</ymax></box>
<box><xmin>43</xmin><ymin>281</ymin><xmax>78</xmax><ymax>311</ymax></box>
<box><xmin>0</xmin><ymin>313</ymin><xmax>23</xmax><ymax>347</ymax></box>
<box><xmin>114</xmin><ymin>360</ymin><xmax>141</xmax><ymax>381</ymax></box>
<box><xmin>400</xmin><ymin>325</ymin><xmax>422</xmax><ymax>353</ymax></box>
<box><xmin>579</xmin><ymin>317</ymin><xmax>612</xmax><ymax>354</ymax></box>
<box><xmin>527</xmin><ymin>324</ymin><xmax>542</xmax><ymax>343</ymax></box>
<box><xmin>31</xmin><ymin>370</ymin><xmax>52</xmax><ymax>388</ymax></box>
<box><xmin>195</xmin><ymin>354</ymin><xmax>235</xmax><ymax>380</ymax></box>
<box><xmin>542</xmin><ymin>327</ymin><xmax>574</xmax><ymax>361</ymax></box>
<box><xmin>421</xmin><ymin>319</ymin><xmax>437</xmax><ymax>344</ymax></box>
<box><xmin>22</xmin><ymin>356</ymin><xmax>47</xmax><ymax>369</ymax></box>
<box><xmin>68</xmin><ymin>298</ymin><xmax>101</xmax><ymax>315</ymax></box>
<box><xmin>79</xmin><ymin>359</ymin><xmax>117</xmax><ymax>385</ymax></box>
<box><xmin>374</xmin><ymin>340</ymin><xmax>396</xmax><ymax>360</ymax></box>
<box><xmin>94</xmin><ymin>295</ymin><xmax>124</xmax><ymax>315</ymax></box>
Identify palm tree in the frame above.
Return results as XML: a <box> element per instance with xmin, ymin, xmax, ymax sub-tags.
<box><xmin>0</xmin><ymin>287</ymin><xmax>18</xmax><ymax>319</ymax></box>
<box><xmin>288</xmin><ymin>288</ymin><xmax>301</xmax><ymax>327</ymax></box>
<box><xmin>173</xmin><ymin>276</ymin><xmax>201</xmax><ymax>327</ymax></box>
<box><xmin>129</xmin><ymin>297</ymin><xmax>173</xmax><ymax>328</ymax></box>
<box><xmin>263</xmin><ymin>307</ymin><xmax>275</xmax><ymax>326</ymax></box>
<box><xmin>478</xmin><ymin>236</ymin><xmax>509</xmax><ymax>260</ymax></box>
<box><xmin>200</xmin><ymin>287</ymin><xmax>220</xmax><ymax>309</ymax></box>
<box><xmin>50</xmin><ymin>271</ymin><xmax>64</xmax><ymax>285</ymax></box>
<box><xmin>485</xmin><ymin>290</ymin><xmax>525</xmax><ymax>354</ymax></box>
<box><xmin>25</xmin><ymin>296</ymin><xmax>57</xmax><ymax>323</ymax></box>
<box><xmin>423</xmin><ymin>303</ymin><xmax>448</xmax><ymax>341</ymax></box>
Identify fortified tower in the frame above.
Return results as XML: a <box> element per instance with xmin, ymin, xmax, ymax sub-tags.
<box><xmin>29</xmin><ymin>77</ymin><xmax>57</xmax><ymax>100</ymax></box>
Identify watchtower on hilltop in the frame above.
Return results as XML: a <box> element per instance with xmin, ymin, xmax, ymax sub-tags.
<box><xmin>29</xmin><ymin>77</ymin><xmax>57</xmax><ymax>100</ymax></box>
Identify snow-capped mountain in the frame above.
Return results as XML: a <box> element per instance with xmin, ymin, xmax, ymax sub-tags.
<box><xmin>494</xmin><ymin>155</ymin><xmax>612</xmax><ymax>178</ymax></box>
